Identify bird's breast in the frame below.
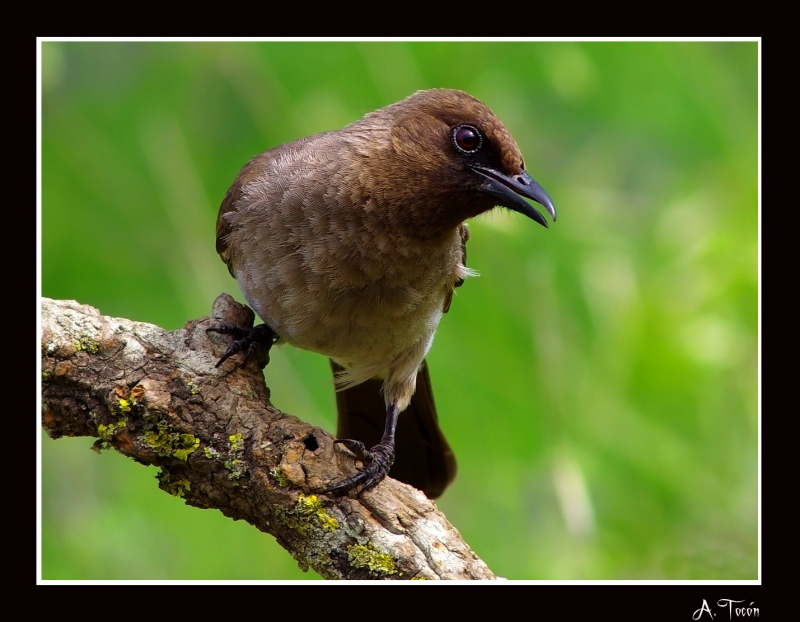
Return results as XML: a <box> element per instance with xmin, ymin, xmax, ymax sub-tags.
<box><xmin>227</xmin><ymin>199</ymin><xmax>462</xmax><ymax>370</ymax></box>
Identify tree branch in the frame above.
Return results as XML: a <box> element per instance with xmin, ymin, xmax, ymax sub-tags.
<box><xmin>40</xmin><ymin>295</ymin><xmax>495</xmax><ymax>580</ymax></box>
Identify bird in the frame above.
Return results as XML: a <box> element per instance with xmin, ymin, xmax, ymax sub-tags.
<box><xmin>209</xmin><ymin>88</ymin><xmax>556</xmax><ymax>499</ymax></box>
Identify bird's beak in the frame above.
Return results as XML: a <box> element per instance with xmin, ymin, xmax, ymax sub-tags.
<box><xmin>471</xmin><ymin>166</ymin><xmax>557</xmax><ymax>228</ymax></box>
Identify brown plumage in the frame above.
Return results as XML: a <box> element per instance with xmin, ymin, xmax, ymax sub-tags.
<box><xmin>212</xmin><ymin>88</ymin><xmax>556</xmax><ymax>498</ymax></box>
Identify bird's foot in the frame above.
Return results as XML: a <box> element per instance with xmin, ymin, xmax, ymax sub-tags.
<box><xmin>323</xmin><ymin>440</ymin><xmax>395</xmax><ymax>495</ymax></box>
<box><xmin>207</xmin><ymin>323</ymin><xmax>277</xmax><ymax>368</ymax></box>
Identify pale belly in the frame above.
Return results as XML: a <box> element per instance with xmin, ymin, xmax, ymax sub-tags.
<box><xmin>237</xmin><ymin>258</ymin><xmax>449</xmax><ymax>374</ymax></box>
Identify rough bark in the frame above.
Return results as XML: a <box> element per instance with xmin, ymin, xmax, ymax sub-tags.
<box><xmin>40</xmin><ymin>295</ymin><xmax>495</xmax><ymax>580</ymax></box>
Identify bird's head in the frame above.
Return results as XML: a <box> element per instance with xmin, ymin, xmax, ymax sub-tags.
<box><xmin>363</xmin><ymin>89</ymin><xmax>556</xmax><ymax>233</ymax></box>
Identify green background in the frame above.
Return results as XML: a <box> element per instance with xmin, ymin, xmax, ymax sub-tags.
<box><xmin>40</xmin><ymin>41</ymin><xmax>758</xmax><ymax>580</ymax></box>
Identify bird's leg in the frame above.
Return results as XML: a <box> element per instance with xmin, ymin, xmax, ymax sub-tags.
<box><xmin>323</xmin><ymin>403</ymin><xmax>399</xmax><ymax>495</ymax></box>
<box><xmin>207</xmin><ymin>323</ymin><xmax>278</xmax><ymax>369</ymax></box>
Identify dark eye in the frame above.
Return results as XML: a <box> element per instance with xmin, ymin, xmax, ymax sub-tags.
<box><xmin>453</xmin><ymin>125</ymin><xmax>482</xmax><ymax>154</ymax></box>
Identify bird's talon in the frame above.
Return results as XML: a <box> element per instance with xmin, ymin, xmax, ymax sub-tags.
<box><xmin>207</xmin><ymin>323</ymin><xmax>277</xmax><ymax>368</ymax></box>
<box><xmin>334</xmin><ymin>438</ymin><xmax>369</xmax><ymax>460</ymax></box>
<box><xmin>323</xmin><ymin>441</ymin><xmax>395</xmax><ymax>495</ymax></box>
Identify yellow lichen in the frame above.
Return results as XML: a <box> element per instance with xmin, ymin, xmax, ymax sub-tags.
<box><xmin>270</xmin><ymin>466</ymin><xmax>290</xmax><ymax>487</ymax></box>
<box><xmin>72</xmin><ymin>337</ymin><xmax>100</xmax><ymax>353</ymax></box>
<box><xmin>347</xmin><ymin>542</ymin><xmax>396</xmax><ymax>576</ymax></box>
<box><xmin>97</xmin><ymin>420</ymin><xmax>127</xmax><ymax>440</ymax></box>
<box><xmin>156</xmin><ymin>471</ymin><xmax>191</xmax><ymax>497</ymax></box>
<box><xmin>224</xmin><ymin>433</ymin><xmax>247</xmax><ymax>483</ymax></box>
<box><xmin>173</xmin><ymin>435</ymin><xmax>201</xmax><ymax>461</ymax></box>
<box><xmin>295</xmin><ymin>494</ymin><xmax>338</xmax><ymax>531</ymax></box>
<box><xmin>143</xmin><ymin>424</ymin><xmax>200</xmax><ymax>461</ymax></box>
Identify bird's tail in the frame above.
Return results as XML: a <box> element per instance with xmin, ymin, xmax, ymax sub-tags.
<box><xmin>331</xmin><ymin>359</ymin><xmax>457</xmax><ymax>499</ymax></box>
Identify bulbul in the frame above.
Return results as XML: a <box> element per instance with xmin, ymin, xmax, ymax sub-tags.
<box><xmin>210</xmin><ymin>88</ymin><xmax>556</xmax><ymax>498</ymax></box>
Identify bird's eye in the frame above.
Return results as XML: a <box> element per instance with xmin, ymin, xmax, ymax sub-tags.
<box><xmin>453</xmin><ymin>125</ymin><xmax>482</xmax><ymax>154</ymax></box>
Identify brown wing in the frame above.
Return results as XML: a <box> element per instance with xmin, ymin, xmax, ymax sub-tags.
<box><xmin>216</xmin><ymin>152</ymin><xmax>275</xmax><ymax>277</ymax></box>
<box><xmin>332</xmin><ymin>359</ymin><xmax>457</xmax><ymax>499</ymax></box>
<box><xmin>442</xmin><ymin>222</ymin><xmax>470</xmax><ymax>314</ymax></box>
<box><xmin>215</xmin><ymin>182</ymin><xmax>244</xmax><ymax>277</ymax></box>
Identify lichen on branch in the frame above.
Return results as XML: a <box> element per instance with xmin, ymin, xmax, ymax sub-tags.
<box><xmin>40</xmin><ymin>295</ymin><xmax>495</xmax><ymax>580</ymax></box>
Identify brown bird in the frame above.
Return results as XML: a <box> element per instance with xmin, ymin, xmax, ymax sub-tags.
<box><xmin>210</xmin><ymin>88</ymin><xmax>556</xmax><ymax>498</ymax></box>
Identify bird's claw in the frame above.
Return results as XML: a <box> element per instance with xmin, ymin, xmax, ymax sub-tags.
<box><xmin>323</xmin><ymin>441</ymin><xmax>395</xmax><ymax>495</ymax></box>
<box><xmin>207</xmin><ymin>323</ymin><xmax>277</xmax><ymax>368</ymax></box>
<box><xmin>334</xmin><ymin>438</ymin><xmax>369</xmax><ymax>461</ymax></box>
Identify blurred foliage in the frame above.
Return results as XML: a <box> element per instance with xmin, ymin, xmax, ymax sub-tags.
<box><xmin>40</xmin><ymin>41</ymin><xmax>758</xmax><ymax>580</ymax></box>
